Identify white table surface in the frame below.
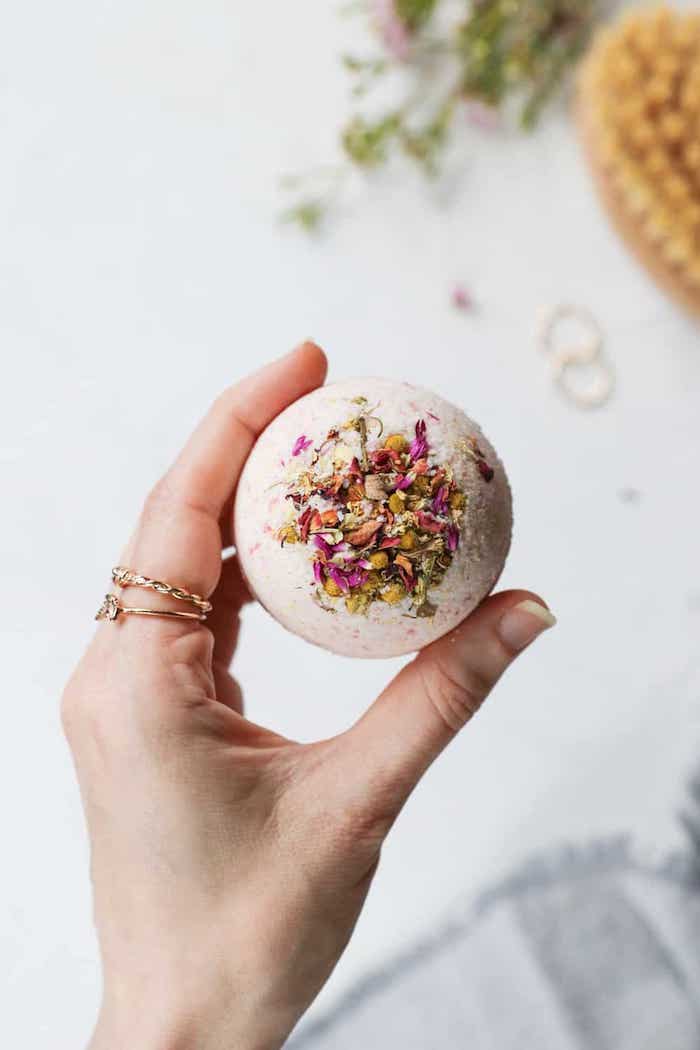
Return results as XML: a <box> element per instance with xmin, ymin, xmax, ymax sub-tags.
<box><xmin>2</xmin><ymin>2</ymin><xmax>700</xmax><ymax>1045</ymax></box>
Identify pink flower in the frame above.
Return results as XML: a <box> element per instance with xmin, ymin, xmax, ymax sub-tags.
<box><xmin>373</xmin><ymin>0</ymin><xmax>411</xmax><ymax>60</ymax></box>
<box><xmin>313</xmin><ymin>534</ymin><xmax>333</xmax><ymax>558</ymax></box>
<box><xmin>346</xmin><ymin>567</ymin><xmax>369</xmax><ymax>589</ymax></box>
<box><xmin>292</xmin><ymin>434</ymin><xmax>313</xmax><ymax>457</ymax></box>
<box><xmin>370</xmin><ymin>448</ymin><xmax>402</xmax><ymax>470</ymax></box>
<box><xmin>409</xmin><ymin>419</ymin><xmax>428</xmax><ymax>462</ymax></box>
<box><xmin>432</xmin><ymin>485</ymin><xmax>449</xmax><ymax>516</ymax></box>
<box><xmin>464</xmin><ymin>100</ymin><xmax>501</xmax><ymax>131</ymax></box>
<box><xmin>327</xmin><ymin>566</ymin><xmax>350</xmax><ymax>593</ymax></box>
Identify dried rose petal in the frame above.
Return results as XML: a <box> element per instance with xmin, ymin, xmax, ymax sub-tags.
<box><xmin>370</xmin><ymin>448</ymin><xmax>402</xmax><ymax>470</ymax></box>
<box><xmin>416</xmin><ymin>511</ymin><xmax>444</xmax><ymax>534</ymax></box>
<box><xmin>413</xmin><ymin>458</ymin><xmax>429</xmax><ymax>476</ymax></box>
<box><xmin>397</xmin><ymin>564</ymin><xmax>417</xmax><ymax>591</ymax></box>
<box><xmin>346</xmin><ymin>567</ymin><xmax>369</xmax><ymax>588</ymax></box>
<box><xmin>347</xmin><ymin>457</ymin><xmax>363</xmax><ymax>479</ymax></box>
<box><xmin>313</xmin><ymin>560</ymin><xmax>325</xmax><ymax>584</ymax></box>
<box><xmin>395</xmin><ymin>554</ymin><xmax>413</xmax><ymax>575</ymax></box>
<box><xmin>345</xmin><ymin>520</ymin><xmax>383</xmax><ymax>547</ymax></box>
<box><xmin>321</xmin><ymin>509</ymin><xmax>339</xmax><ymax>527</ymax></box>
<box><xmin>379</xmin><ymin>536</ymin><xmax>402</xmax><ymax>549</ymax></box>
<box><xmin>451</xmin><ymin>284</ymin><xmax>473</xmax><ymax>311</ymax></box>
<box><xmin>292</xmin><ymin>434</ymin><xmax>313</xmax><ymax>457</ymax></box>
<box><xmin>346</xmin><ymin>483</ymin><xmax>366</xmax><ymax>502</ymax></box>
<box><xmin>395</xmin><ymin>473</ymin><xmax>414</xmax><ymax>491</ymax></box>
<box><xmin>327</xmin><ymin>566</ymin><xmax>350</xmax><ymax>593</ymax></box>
<box><xmin>298</xmin><ymin>507</ymin><xmax>315</xmax><ymax>542</ymax></box>
<box><xmin>478</xmin><ymin>460</ymin><xmax>495</xmax><ymax>483</ymax></box>
<box><xmin>446</xmin><ymin>525</ymin><xmax>460</xmax><ymax>552</ymax></box>
<box><xmin>313</xmin><ymin>535</ymin><xmax>333</xmax><ymax>558</ymax></box>
<box><xmin>321</xmin><ymin>475</ymin><xmax>345</xmax><ymax>498</ymax></box>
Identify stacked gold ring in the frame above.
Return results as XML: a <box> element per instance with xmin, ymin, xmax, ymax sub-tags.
<box><xmin>95</xmin><ymin>567</ymin><xmax>212</xmax><ymax>624</ymax></box>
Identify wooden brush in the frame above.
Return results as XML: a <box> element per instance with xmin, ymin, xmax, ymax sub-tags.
<box><xmin>577</xmin><ymin>5</ymin><xmax>700</xmax><ymax>317</ymax></box>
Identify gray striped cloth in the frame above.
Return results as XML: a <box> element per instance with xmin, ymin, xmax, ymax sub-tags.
<box><xmin>289</xmin><ymin>782</ymin><xmax>700</xmax><ymax>1049</ymax></box>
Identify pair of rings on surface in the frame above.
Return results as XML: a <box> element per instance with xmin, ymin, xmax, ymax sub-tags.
<box><xmin>538</xmin><ymin>304</ymin><xmax>615</xmax><ymax>410</ymax></box>
<box><xmin>95</xmin><ymin>567</ymin><xmax>212</xmax><ymax>625</ymax></box>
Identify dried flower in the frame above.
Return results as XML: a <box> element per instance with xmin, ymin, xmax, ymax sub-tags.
<box><xmin>432</xmin><ymin>485</ymin><xmax>449</xmax><ymax>516</ymax></box>
<box><xmin>327</xmin><ymin>566</ymin><xmax>350</xmax><ymax>594</ymax></box>
<box><xmin>373</xmin><ymin>0</ymin><xmax>412</xmax><ymax>61</ymax></box>
<box><xmin>292</xmin><ymin>434</ymin><xmax>313</xmax><ymax>457</ymax></box>
<box><xmin>409</xmin><ymin>419</ymin><xmax>429</xmax><ymax>461</ymax></box>
<box><xmin>313</xmin><ymin>534</ymin><xmax>333</xmax><ymax>558</ymax></box>
<box><xmin>276</xmin><ymin>405</ymin><xmax>466</xmax><ymax>616</ymax></box>
<box><xmin>284</xmin><ymin>0</ymin><xmax>602</xmax><ymax>229</ymax></box>
<box><xmin>345</xmin><ymin>519</ymin><xmax>384</xmax><ymax>547</ymax></box>
<box><xmin>416</xmin><ymin>510</ymin><xmax>444</xmax><ymax>534</ymax></box>
<box><xmin>452</xmin><ymin>284</ymin><xmax>473</xmax><ymax>311</ymax></box>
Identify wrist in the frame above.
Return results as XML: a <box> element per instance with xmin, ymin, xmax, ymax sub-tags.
<box><xmin>90</xmin><ymin>977</ymin><xmax>289</xmax><ymax>1050</ymax></box>
<box><xmin>90</xmin><ymin>1014</ymin><xmax>283</xmax><ymax>1050</ymax></box>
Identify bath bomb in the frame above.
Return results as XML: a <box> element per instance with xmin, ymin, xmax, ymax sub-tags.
<box><xmin>234</xmin><ymin>378</ymin><xmax>512</xmax><ymax>658</ymax></box>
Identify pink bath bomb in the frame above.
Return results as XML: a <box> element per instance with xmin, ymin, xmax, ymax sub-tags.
<box><xmin>234</xmin><ymin>378</ymin><xmax>512</xmax><ymax>658</ymax></box>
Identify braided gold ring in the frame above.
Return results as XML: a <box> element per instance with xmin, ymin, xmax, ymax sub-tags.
<box><xmin>112</xmin><ymin>566</ymin><xmax>212</xmax><ymax>613</ymax></box>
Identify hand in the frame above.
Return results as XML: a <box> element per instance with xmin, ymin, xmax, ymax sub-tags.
<box><xmin>62</xmin><ymin>343</ymin><xmax>555</xmax><ymax>1050</ymax></box>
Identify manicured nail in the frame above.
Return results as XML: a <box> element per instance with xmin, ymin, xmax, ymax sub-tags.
<box><xmin>499</xmin><ymin>599</ymin><xmax>557</xmax><ymax>652</ymax></box>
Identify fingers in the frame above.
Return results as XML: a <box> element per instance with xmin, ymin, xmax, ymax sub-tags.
<box><xmin>163</xmin><ymin>341</ymin><xmax>328</xmax><ymax>526</ymax></box>
<box><xmin>122</xmin><ymin>342</ymin><xmax>327</xmax><ymax>606</ymax></box>
<box><xmin>341</xmin><ymin>591</ymin><xmax>556</xmax><ymax>813</ymax></box>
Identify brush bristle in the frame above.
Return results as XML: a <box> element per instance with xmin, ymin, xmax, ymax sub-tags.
<box><xmin>578</xmin><ymin>5</ymin><xmax>700</xmax><ymax>312</ymax></box>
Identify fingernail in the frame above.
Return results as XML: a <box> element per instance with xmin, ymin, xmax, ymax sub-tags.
<box><xmin>499</xmin><ymin>599</ymin><xmax>557</xmax><ymax>652</ymax></box>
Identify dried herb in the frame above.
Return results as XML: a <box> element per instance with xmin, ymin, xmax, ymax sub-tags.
<box><xmin>284</xmin><ymin>0</ymin><xmax>603</xmax><ymax>228</ymax></box>
<box><xmin>275</xmin><ymin>400</ymin><xmax>494</xmax><ymax>617</ymax></box>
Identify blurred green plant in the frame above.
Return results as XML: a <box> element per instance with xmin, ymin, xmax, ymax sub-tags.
<box><xmin>283</xmin><ymin>0</ymin><xmax>602</xmax><ymax>230</ymax></box>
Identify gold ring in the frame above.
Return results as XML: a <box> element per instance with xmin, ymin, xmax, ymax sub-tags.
<box><xmin>111</xmin><ymin>566</ymin><xmax>212</xmax><ymax>613</ymax></box>
<box><xmin>96</xmin><ymin>594</ymin><xmax>206</xmax><ymax>624</ymax></box>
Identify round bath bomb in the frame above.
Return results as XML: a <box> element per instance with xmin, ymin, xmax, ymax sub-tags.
<box><xmin>234</xmin><ymin>378</ymin><xmax>512</xmax><ymax>658</ymax></box>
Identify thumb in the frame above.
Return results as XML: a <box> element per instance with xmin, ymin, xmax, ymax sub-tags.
<box><xmin>342</xmin><ymin>590</ymin><xmax>556</xmax><ymax>813</ymax></box>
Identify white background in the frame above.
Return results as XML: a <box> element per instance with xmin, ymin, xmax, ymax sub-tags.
<box><xmin>2</xmin><ymin>1</ymin><xmax>699</xmax><ymax>1045</ymax></box>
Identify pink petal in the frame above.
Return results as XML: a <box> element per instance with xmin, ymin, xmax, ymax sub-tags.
<box><xmin>292</xmin><ymin>434</ymin><xmax>313</xmax><ymax>457</ymax></box>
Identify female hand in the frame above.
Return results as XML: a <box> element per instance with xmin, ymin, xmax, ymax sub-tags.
<box><xmin>62</xmin><ymin>342</ymin><xmax>555</xmax><ymax>1050</ymax></box>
